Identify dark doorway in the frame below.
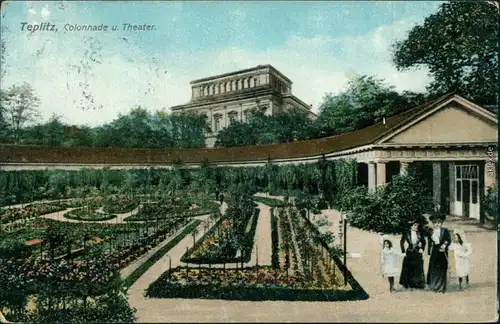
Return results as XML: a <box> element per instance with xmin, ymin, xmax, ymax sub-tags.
<box><xmin>357</xmin><ymin>163</ymin><xmax>368</xmax><ymax>187</ymax></box>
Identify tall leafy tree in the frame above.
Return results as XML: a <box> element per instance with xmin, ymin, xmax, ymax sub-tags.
<box><xmin>169</xmin><ymin>112</ymin><xmax>209</xmax><ymax>148</ymax></box>
<box><xmin>316</xmin><ymin>75</ymin><xmax>426</xmax><ymax>136</ymax></box>
<box><xmin>215</xmin><ymin>108</ymin><xmax>318</xmax><ymax>147</ymax></box>
<box><xmin>2</xmin><ymin>83</ymin><xmax>41</xmax><ymax>143</ymax></box>
<box><xmin>23</xmin><ymin>114</ymin><xmax>66</xmax><ymax>146</ymax></box>
<box><xmin>0</xmin><ymin>89</ymin><xmax>10</xmax><ymax>142</ymax></box>
<box><xmin>392</xmin><ymin>1</ymin><xmax>499</xmax><ymax>109</ymax></box>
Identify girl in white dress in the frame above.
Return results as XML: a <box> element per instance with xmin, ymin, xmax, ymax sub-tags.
<box><xmin>449</xmin><ymin>229</ymin><xmax>472</xmax><ymax>290</ymax></box>
<box><xmin>380</xmin><ymin>235</ymin><xmax>405</xmax><ymax>292</ymax></box>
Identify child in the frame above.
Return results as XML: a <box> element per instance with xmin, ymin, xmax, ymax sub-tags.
<box><xmin>380</xmin><ymin>235</ymin><xmax>405</xmax><ymax>292</ymax></box>
<box><xmin>449</xmin><ymin>228</ymin><xmax>472</xmax><ymax>290</ymax></box>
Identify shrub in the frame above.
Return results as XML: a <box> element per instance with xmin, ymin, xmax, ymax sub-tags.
<box><xmin>483</xmin><ymin>184</ymin><xmax>498</xmax><ymax>220</ymax></box>
<box><xmin>341</xmin><ymin>174</ymin><xmax>434</xmax><ymax>234</ymax></box>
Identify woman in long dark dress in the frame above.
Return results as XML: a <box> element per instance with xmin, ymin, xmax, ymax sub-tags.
<box><xmin>427</xmin><ymin>215</ymin><xmax>451</xmax><ymax>293</ymax></box>
<box><xmin>399</xmin><ymin>220</ymin><xmax>426</xmax><ymax>290</ymax></box>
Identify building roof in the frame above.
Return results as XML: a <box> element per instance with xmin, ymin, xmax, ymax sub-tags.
<box><xmin>190</xmin><ymin>64</ymin><xmax>292</xmax><ymax>84</ymax></box>
<box><xmin>171</xmin><ymin>88</ymin><xmax>276</xmax><ymax>111</ymax></box>
<box><xmin>0</xmin><ymin>93</ymin><xmax>495</xmax><ymax>166</ymax></box>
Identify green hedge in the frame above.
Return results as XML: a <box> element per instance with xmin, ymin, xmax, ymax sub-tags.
<box><xmin>253</xmin><ymin>196</ymin><xmax>287</xmax><ymax>207</ymax></box>
<box><xmin>145</xmin><ymin>264</ymin><xmax>369</xmax><ymax>302</ymax></box>
<box><xmin>125</xmin><ymin>206</ymin><xmax>215</xmax><ymax>222</ymax></box>
<box><xmin>122</xmin><ymin>219</ymin><xmax>202</xmax><ymax>289</ymax></box>
<box><xmin>64</xmin><ymin>208</ymin><xmax>117</xmax><ymax>221</ymax></box>
<box><xmin>180</xmin><ymin>208</ymin><xmax>259</xmax><ymax>264</ymax></box>
<box><xmin>270</xmin><ymin>208</ymin><xmax>279</xmax><ymax>269</ymax></box>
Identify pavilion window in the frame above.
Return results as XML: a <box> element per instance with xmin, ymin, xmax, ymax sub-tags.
<box><xmin>471</xmin><ymin>181</ymin><xmax>478</xmax><ymax>204</ymax></box>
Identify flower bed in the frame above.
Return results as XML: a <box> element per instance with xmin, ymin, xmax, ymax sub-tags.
<box><xmin>180</xmin><ymin>206</ymin><xmax>258</xmax><ymax>264</ymax></box>
<box><xmin>123</xmin><ymin>219</ymin><xmax>202</xmax><ymax>289</ymax></box>
<box><xmin>253</xmin><ymin>196</ymin><xmax>287</xmax><ymax>207</ymax></box>
<box><xmin>101</xmin><ymin>217</ymin><xmax>191</xmax><ymax>270</ymax></box>
<box><xmin>64</xmin><ymin>208</ymin><xmax>117</xmax><ymax>222</ymax></box>
<box><xmin>102</xmin><ymin>195</ymin><xmax>140</xmax><ymax>214</ymax></box>
<box><xmin>145</xmin><ymin>265</ymin><xmax>368</xmax><ymax>302</ymax></box>
<box><xmin>0</xmin><ymin>204</ymin><xmax>68</xmax><ymax>224</ymax></box>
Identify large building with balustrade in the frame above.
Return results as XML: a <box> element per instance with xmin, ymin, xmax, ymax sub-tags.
<box><xmin>171</xmin><ymin>65</ymin><xmax>316</xmax><ymax>147</ymax></box>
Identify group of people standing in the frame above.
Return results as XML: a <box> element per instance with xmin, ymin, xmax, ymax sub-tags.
<box><xmin>380</xmin><ymin>214</ymin><xmax>472</xmax><ymax>293</ymax></box>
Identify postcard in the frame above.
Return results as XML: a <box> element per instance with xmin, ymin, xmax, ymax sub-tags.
<box><xmin>0</xmin><ymin>1</ymin><xmax>498</xmax><ymax>323</ymax></box>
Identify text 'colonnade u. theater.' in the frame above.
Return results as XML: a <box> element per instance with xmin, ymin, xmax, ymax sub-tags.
<box><xmin>0</xmin><ymin>93</ymin><xmax>497</xmax><ymax>221</ymax></box>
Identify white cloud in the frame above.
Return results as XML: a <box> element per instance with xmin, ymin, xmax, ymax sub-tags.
<box><xmin>2</xmin><ymin>7</ymin><xmax>432</xmax><ymax>127</ymax></box>
<box><xmin>41</xmin><ymin>6</ymin><xmax>50</xmax><ymax>18</ymax></box>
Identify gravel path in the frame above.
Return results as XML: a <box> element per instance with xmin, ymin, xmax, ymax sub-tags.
<box><xmin>40</xmin><ymin>205</ymin><xmax>142</xmax><ymax>224</ymax></box>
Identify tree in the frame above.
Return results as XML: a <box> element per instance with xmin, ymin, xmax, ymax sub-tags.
<box><xmin>316</xmin><ymin>75</ymin><xmax>426</xmax><ymax>136</ymax></box>
<box><xmin>392</xmin><ymin>1</ymin><xmax>499</xmax><ymax>109</ymax></box>
<box><xmin>0</xmin><ymin>89</ymin><xmax>11</xmax><ymax>142</ymax></box>
<box><xmin>0</xmin><ymin>24</ymin><xmax>6</xmax><ymax>80</ymax></box>
<box><xmin>2</xmin><ymin>83</ymin><xmax>41</xmax><ymax>143</ymax></box>
<box><xmin>215</xmin><ymin>108</ymin><xmax>318</xmax><ymax>147</ymax></box>
<box><xmin>23</xmin><ymin>114</ymin><xmax>66</xmax><ymax>146</ymax></box>
<box><xmin>169</xmin><ymin>112</ymin><xmax>209</xmax><ymax>148</ymax></box>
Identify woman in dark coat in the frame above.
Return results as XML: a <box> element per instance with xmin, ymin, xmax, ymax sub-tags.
<box><xmin>399</xmin><ymin>220</ymin><xmax>426</xmax><ymax>290</ymax></box>
<box><xmin>427</xmin><ymin>215</ymin><xmax>451</xmax><ymax>293</ymax></box>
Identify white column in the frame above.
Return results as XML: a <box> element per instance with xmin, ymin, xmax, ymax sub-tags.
<box><xmin>224</xmin><ymin>106</ymin><xmax>228</xmax><ymax>128</ymax></box>
<box><xmin>400</xmin><ymin>161</ymin><xmax>410</xmax><ymax>175</ymax></box>
<box><xmin>368</xmin><ymin>162</ymin><xmax>376</xmax><ymax>193</ymax></box>
<box><xmin>432</xmin><ymin>162</ymin><xmax>442</xmax><ymax>211</ymax></box>
<box><xmin>210</xmin><ymin>109</ymin><xmax>214</xmax><ymax>134</ymax></box>
<box><xmin>449</xmin><ymin>162</ymin><xmax>456</xmax><ymax>215</ymax></box>
<box><xmin>376</xmin><ymin>162</ymin><xmax>386</xmax><ymax>187</ymax></box>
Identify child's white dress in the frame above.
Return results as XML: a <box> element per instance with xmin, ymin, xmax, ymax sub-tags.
<box><xmin>380</xmin><ymin>248</ymin><xmax>405</xmax><ymax>277</ymax></box>
<box><xmin>449</xmin><ymin>242</ymin><xmax>472</xmax><ymax>278</ymax></box>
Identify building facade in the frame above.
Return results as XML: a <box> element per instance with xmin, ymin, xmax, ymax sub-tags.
<box><xmin>170</xmin><ymin>65</ymin><xmax>316</xmax><ymax>147</ymax></box>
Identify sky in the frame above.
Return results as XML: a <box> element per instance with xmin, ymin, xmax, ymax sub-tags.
<box><xmin>0</xmin><ymin>1</ymin><xmax>444</xmax><ymax>127</ymax></box>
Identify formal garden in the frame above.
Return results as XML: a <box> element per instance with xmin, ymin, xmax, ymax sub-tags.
<box><xmin>145</xmin><ymin>199</ymin><xmax>368</xmax><ymax>301</ymax></box>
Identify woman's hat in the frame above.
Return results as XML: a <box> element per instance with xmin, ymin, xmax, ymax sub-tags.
<box><xmin>379</xmin><ymin>234</ymin><xmax>393</xmax><ymax>246</ymax></box>
<box><xmin>429</xmin><ymin>213</ymin><xmax>445</xmax><ymax>222</ymax></box>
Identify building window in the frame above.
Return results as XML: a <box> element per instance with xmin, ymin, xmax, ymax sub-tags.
<box><xmin>228</xmin><ymin>111</ymin><xmax>238</xmax><ymax>124</ymax></box>
<box><xmin>214</xmin><ymin>116</ymin><xmax>222</xmax><ymax>132</ymax></box>
<box><xmin>471</xmin><ymin>180</ymin><xmax>478</xmax><ymax>204</ymax></box>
